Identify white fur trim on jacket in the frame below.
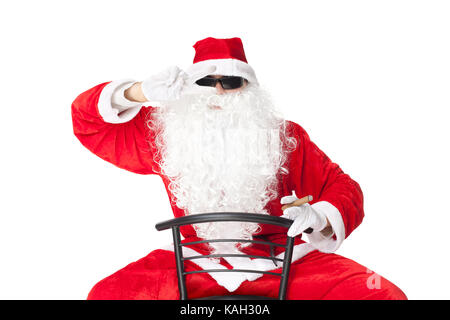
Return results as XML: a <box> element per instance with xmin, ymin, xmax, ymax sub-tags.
<box><xmin>308</xmin><ymin>201</ymin><xmax>346</xmax><ymax>253</ymax></box>
<box><xmin>97</xmin><ymin>79</ymin><xmax>143</xmax><ymax>124</ymax></box>
<box><xmin>186</xmin><ymin>59</ymin><xmax>258</xmax><ymax>85</ymax></box>
<box><xmin>162</xmin><ymin>242</ymin><xmax>316</xmax><ymax>293</ymax></box>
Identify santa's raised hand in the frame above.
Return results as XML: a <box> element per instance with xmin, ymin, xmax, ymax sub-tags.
<box><xmin>140</xmin><ymin>65</ymin><xmax>216</xmax><ymax>102</ymax></box>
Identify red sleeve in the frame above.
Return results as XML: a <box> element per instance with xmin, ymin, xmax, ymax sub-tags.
<box><xmin>289</xmin><ymin>121</ymin><xmax>364</xmax><ymax>238</ymax></box>
<box><xmin>71</xmin><ymin>82</ymin><xmax>157</xmax><ymax>175</ymax></box>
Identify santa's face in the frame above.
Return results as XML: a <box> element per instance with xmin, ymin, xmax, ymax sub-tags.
<box><xmin>147</xmin><ymin>80</ymin><xmax>296</xmax><ymax>252</ymax></box>
<box><xmin>200</xmin><ymin>75</ymin><xmax>249</xmax><ymax>110</ymax></box>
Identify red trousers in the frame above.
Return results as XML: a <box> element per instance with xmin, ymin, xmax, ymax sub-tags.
<box><xmin>87</xmin><ymin>249</ymin><xmax>407</xmax><ymax>300</ymax></box>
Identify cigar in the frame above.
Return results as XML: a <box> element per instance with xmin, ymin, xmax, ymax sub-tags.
<box><xmin>281</xmin><ymin>195</ymin><xmax>313</xmax><ymax>211</ymax></box>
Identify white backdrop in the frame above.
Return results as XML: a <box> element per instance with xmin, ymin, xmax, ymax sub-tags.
<box><xmin>0</xmin><ymin>0</ymin><xmax>449</xmax><ymax>299</ymax></box>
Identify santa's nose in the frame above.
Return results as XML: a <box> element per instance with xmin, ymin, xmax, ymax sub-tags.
<box><xmin>215</xmin><ymin>81</ymin><xmax>226</xmax><ymax>95</ymax></box>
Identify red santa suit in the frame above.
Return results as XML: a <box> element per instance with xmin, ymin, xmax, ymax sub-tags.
<box><xmin>71</xmin><ymin>38</ymin><xmax>407</xmax><ymax>300</ymax></box>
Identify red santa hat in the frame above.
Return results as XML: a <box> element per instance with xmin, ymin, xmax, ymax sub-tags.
<box><xmin>186</xmin><ymin>37</ymin><xmax>258</xmax><ymax>85</ymax></box>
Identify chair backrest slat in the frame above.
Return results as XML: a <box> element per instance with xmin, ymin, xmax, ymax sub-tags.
<box><xmin>184</xmin><ymin>269</ymin><xmax>283</xmax><ymax>276</ymax></box>
<box><xmin>180</xmin><ymin>238</ymin><xmax>287</xmax><ymax>248</ymax></box>
<box><xmin>183</xmin><ymin>253</ymin><xmax>284</xmax><ymax>262</ymax></box>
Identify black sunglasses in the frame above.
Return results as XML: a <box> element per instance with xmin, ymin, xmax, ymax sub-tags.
<box><xmin>195</xmin><ymin>76</ymin><xmax>245</xmax><ymax>90</ymax></box>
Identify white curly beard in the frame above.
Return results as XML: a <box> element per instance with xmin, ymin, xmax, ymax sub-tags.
<box><xmin>147</xmin><ymin>84</ymin><xmax>296</xmax><ymax>253</ymax></box>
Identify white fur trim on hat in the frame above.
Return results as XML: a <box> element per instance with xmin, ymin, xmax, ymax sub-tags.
<box><xmin>186</xmin><ymin>59</ymin><xmax>258</xmax><ymax>85</ymax></box>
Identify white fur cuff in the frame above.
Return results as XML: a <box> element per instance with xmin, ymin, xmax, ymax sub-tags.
<box><xmin>98</xmin><ymin>79</ymin><xmax>143</xmax><ymax>124</ymax></box>
<box><xmin>308</xmin><ymin>201</ymin><xmax>346</xmax><ymax>253</ymax></box>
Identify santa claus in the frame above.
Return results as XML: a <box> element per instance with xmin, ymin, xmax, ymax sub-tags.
<box><xmin>72</xmin><ymin>37</ymin><xmax>407</xmax><ymax>300</ymax></box>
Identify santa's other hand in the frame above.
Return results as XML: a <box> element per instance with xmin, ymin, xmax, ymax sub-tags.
<box><xmin>281</xmin><ymin>204</ymin><xmax>328</xmax><ymax>237</ymax></box>
<box><xmin>280</xmin><ymin>194</ymin><xmax>300</xmax><ymax>205</ymax></box>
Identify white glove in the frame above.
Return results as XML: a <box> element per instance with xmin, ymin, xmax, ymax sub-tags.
<box><xmin>281</xmin><ymin>199</ymin><xmax>328</xmax><ymax>238</ymax></box>
<box><xmin>141</xmin><ymin>65</ymin><xmax>216</xmax><ymax>102</ymax></box>
<box><xmin>280</xmin><ymin>190</ymin><xmax>301</xmax><ymax>206</ymax></box>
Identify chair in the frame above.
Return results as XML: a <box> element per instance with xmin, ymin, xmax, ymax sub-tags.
<box><xmin>155</xmin><ymin>212</ymin><xmax>298</xmax><ymax>300</ymax></box>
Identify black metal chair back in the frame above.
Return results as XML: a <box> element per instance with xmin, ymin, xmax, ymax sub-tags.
<box><xmin>155</xmin><ymin>212</ymin><xmax>296</xmax><ymax>300</ymax></box>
